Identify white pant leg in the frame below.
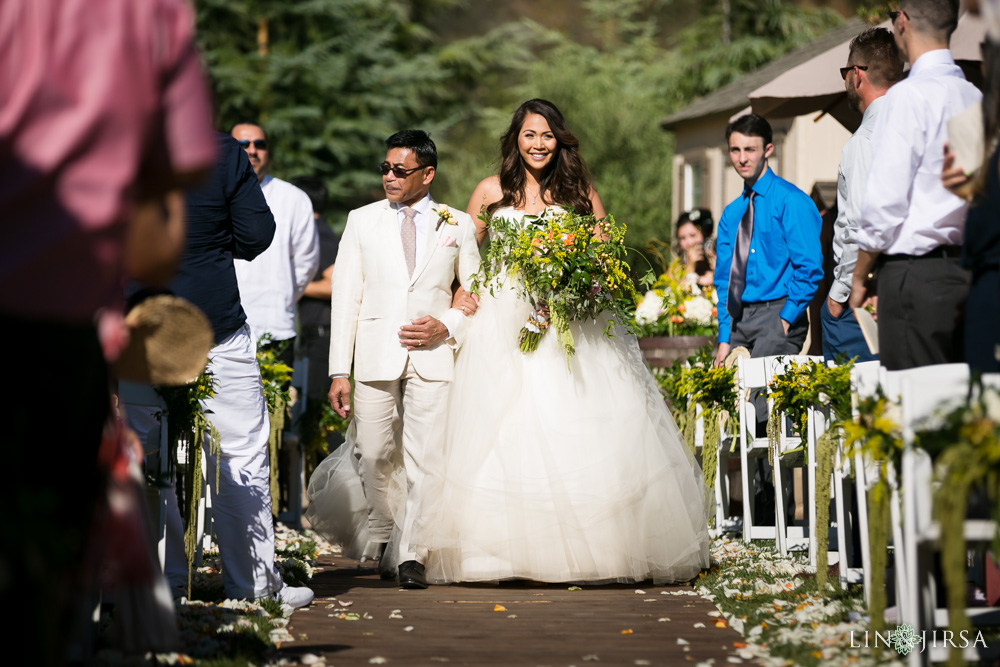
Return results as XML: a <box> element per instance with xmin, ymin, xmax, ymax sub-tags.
<box><xmin>353</xmin><ymin>377</ymin><xmax>404</xmax><ymax>543</ymax></box>
<box><xmin>202</xmin><ymin>324</ymin><xmax>283</xmax><ymax>599</ymax></box>
<box><xmin>397</xmin><ymin>363</ymin><xmax>450</xmax><ymax>563</ymax></box>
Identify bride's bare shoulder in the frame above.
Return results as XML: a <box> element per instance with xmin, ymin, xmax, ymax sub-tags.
<box><xmin>466</xmin><ymin>176</ymin><xmax>503</xmax><ymax>218</ymax></box>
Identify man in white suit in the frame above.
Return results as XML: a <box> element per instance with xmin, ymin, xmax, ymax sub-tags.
<box><xmin>328</xmin><ymin>130</ymin><xmax>480</xmax><ymax>588</ymax></box>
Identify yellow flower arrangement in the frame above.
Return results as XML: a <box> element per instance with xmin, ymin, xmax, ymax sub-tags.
<box><xmin>634</xmin><ymin>259</ymin><xmax>717</xmax><ymax>337</ymax></box>
<box><xmin>472</xmin><ymin>208</ymin><xmax>636</xmax><ymax>362</ymax></box>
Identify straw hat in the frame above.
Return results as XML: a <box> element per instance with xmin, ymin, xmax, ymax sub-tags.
<box><xmin>113</xmin><ymin>295</ymin><xmax>214</xmax><ymax>386</ymax></box>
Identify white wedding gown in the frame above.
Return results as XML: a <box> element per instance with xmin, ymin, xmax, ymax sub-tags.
<box><xmin>412</xmin><ymin>207</ymin><xmax>709</xmax><ymax>584</ymax></box>
<box><xmin>306</xmin><ymin>207</ymin><xmax>710</xmax><ymax>584</ymax></box>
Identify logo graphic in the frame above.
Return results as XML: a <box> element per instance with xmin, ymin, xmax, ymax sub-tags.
<box><xmin>892</xmin><ymin>623</ymin><xmax>921</xmax><ymax>655</ymax></box>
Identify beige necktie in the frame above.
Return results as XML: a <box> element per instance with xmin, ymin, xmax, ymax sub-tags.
<box><xmin>400</xmin><ymin>206</ymin><xmax>416</xmax><ymax>277</ymax></box>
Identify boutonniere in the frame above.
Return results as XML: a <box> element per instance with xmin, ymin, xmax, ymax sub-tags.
<box><xmin>434</xmin><ymin>206</ymin><xmax>458</xmax><ymax>230</ymax></box>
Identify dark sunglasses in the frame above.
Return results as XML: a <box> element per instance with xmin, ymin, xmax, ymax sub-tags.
<box><xmin>839</xmin><ymin>64</ymin><xmax>869</xmax><ymax>80</ymax></box>
<box><xmin>378</xmin><ymin>162</ymin><xmax>426</xmax><ymax>178</ymax></box>
<box><xmin>237</xmin><ymin>139</ymin><xmax>268</xmax><ymax>150</ymax></box>
<box><xmin>888</xmin><ymin>10</ymin><xmax>909</xmax><ymax>22</ymax></box>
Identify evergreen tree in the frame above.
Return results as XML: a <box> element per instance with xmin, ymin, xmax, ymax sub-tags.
<box><xmin>671</xmin><ymin>0</ymin><xmax>843</xmax><ymax>100</ymax></box>
<box><xmin>194</xmin><ymin>0</ymin><xmax>464</xmax><ymax>215</ymax></box>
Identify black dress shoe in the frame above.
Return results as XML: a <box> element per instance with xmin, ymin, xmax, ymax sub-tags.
<box><xmin>397</xmin><ymin>560</ymin><xmax>428</xmax><ymax>589</ymax></box>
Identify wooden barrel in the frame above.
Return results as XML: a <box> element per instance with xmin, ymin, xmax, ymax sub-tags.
<box><xmin>638</xmin><ymin>335</ymin><xmax>716</xmax><ymax>368</ymax></box>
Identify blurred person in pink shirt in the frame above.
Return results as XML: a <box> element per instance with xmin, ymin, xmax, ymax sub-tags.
<box><xmin>0</xmin><ymin>0</ymin><xmax>216</xmax><ymax>663</ymax></box>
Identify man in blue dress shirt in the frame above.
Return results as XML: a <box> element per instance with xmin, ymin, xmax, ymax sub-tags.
<box><xmin>713</xmin><ymin>114</ymin><xmax>824</xmax><ymax>366</ymax></box>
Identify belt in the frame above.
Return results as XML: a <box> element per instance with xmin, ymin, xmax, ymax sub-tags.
<box><xmin>744</xmin><ymin>297</ymin><xmax>786</xmax><ymax>308</ymax></box>
<box><xmin>882</xmin><ymin>246</ymin><xmax>961</xmax><ymax>262</ymax></box>
<box><xmin>299</xmin><ymin>324</ymin><xmax>330</xmax><ymax>337</ymax></box>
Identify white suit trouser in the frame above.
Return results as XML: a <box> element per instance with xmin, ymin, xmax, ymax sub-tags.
<box><xmin>353</xmin><ymin>361</ymin><xmax>450</xmax><ymax>563</ymax></box>
<box><xmin>125</xmin><ymin>324</ymin><xmax>283</xmax><ymax>599</ymax></box>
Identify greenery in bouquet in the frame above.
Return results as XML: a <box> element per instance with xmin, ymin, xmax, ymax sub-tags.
<box><xmin>634</xmin><ymin>259</ymin><xmax>718</xmax><ymax>337</ymax></box>
<box><xmin>472</xmin><ymin>207</ymin><xmax>637</xmax><ymax>363</ymax></box>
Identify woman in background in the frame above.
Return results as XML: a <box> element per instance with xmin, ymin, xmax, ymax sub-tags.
<box><xmin>675</xmin><ymin>208</ymin><xmax>715</xmax><ymax>287</ymax></box>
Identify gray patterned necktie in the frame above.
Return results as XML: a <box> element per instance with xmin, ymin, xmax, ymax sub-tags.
<box><xmin>400</xmin><ymin>206</ymin><xmax>416</xmax><ymax>277</ymax></box>
<box><xmin>727</xmin><ymin>190</ymin><xmax>755</xmax><ymax>323</ymax></box>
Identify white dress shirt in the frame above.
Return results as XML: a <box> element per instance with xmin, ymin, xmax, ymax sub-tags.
<box><xmin>830</xmin><ymin>96</ymin><xmax>883</xmax><ymax>303</ymax></box>
<box><xmin>857</xmin><ymin>49</ymin><xmax>982</xmax><ymax>255</ymax></box>
<box><xmin>234</xmin><ymin>175</ymin><xmax>320</xmax><ymax>341</ymax></box>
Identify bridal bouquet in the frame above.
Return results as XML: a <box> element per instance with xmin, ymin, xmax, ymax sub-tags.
<box><xmin>472</xmin><ymin>208</ymin><xmax>637</xmax><ymax>362</ymax></box>
<box><xmin>634</xmin><ymin>259</ymin><xmax>718</xmax><ymax>337</ymax></box>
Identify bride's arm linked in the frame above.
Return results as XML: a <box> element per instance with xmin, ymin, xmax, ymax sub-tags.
<box><xmin>444</xmin><ymin>176</ymin><xmax>505</xmax><ymax>316</ymax></box>
<box><xmin>402</xmin><ymin>207</ymin><xmax>481</xmax><ymax>350</ymax></box>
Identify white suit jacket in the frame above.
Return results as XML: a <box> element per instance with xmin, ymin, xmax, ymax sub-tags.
<box><xmin>328</xmin><ymin>196</ymin><xmax>480</xmax><ymax>383</ymax></box>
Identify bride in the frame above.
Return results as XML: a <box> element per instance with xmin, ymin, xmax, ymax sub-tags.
<box><xmin>411</xmin><ymin>99</ymin><xmax>710</xmax><ymax>584</ymax></box>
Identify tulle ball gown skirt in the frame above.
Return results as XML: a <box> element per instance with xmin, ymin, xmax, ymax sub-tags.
<box><xmin>412</xmin><ymin>281</ymin><xmax>710</xmax><ymax>585</ymax></box>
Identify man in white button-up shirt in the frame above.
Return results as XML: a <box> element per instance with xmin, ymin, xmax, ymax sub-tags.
<box><xmin>231</xmin><ymin>122</ymin><xmax>320</xmax><ymax>365</ymax></box>
<box><xmin>850</xmin><ymin>0</ymin><xmax>982</xmax><ymax>370</ymax></box>
<box><xmin>822</xmin><ymin>27</ymin><xmax>903</xmax><ymax>363</ymax></box>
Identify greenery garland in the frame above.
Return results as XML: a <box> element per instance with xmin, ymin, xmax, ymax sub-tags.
<box><xmin>767</xmin><ymin>358</ymin><xmax>853</xmax><ymax>587</ymax></box>
<box><xmin>916</xmin><ymin>383</ymin><xmax>1000</xmax><ymax>667</ymax></box>
<box><xmin>814</xmin><ymin>428</ymin><xmax>839</xmax><ymax>590</ymax></box>
<box><xmin>841</xmin><ymin>388</ymin><xmax>903</xmax><ymax>634</ymax></box>
<box><xmin>683</xmin><ymin>401</ymin><xmax>697</xmax><ymax>457</ymax></box>
<box><xmin>257</xmin><ymin>336</ymin><xmax>293</xmax><ymax>515</ymax></box>
<box><xmin>651</xmin><ymin>343</ymin><xmax>737</xmax><ymax>527</ymax></box>
<box><xmin>867</xmin><ymin>478</ymin><xmax>891</xmax><ymax>639</ymax></box>
<box><xmin>156</xmin><ymin>371</ymin><xmax>219</xmax><ymax>596</ymax></box>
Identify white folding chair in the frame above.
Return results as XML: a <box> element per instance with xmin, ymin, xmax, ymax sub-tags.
<box><xmin>768</xmin><ymin>355</ymin><xmax>823</xmax><ymax>557</ymax></box>
<box><xmin>897</xmin><ymin>364</ymin><xmax>1000</xmax><ymax>665</ymax></box>
<box><xmin>737</xmin><ymin>356</ymin><xmax>775</xmax><ymax>543</ymax></box>
<box><xmin>736</xmin><ymin>354</ymin><xmax>818</xmax><ymax>552</ymax></box>
<box><xmin>842</xmin><ymin>360</ymin><xmax>882</xmax><ymax>598</ymax></box>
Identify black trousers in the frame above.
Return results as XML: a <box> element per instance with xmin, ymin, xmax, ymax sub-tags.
<box><xmin>877</xmin><ymin>256</ymin><xmax>970</xmax><ymax>371</ymax></box>
<box><xmin>965</xmin><ymin>267</ymin><xmax>1000</xmax><ymax>374</ymax></box>
<box><xmin>0</xmin><ymin>316</ymin><xmax>108</xmax><ymax>665</ymax></box>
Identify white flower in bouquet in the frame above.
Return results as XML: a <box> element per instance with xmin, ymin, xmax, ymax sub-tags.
<box><xmin>635</xmin><ymin>290</ymin><xmax>665</xmax><ymax>325</ymax></box>
<box><xmin>685</xmin><ymin>295</ymin><xmax>715</xmax><ymax>326</ymax></box>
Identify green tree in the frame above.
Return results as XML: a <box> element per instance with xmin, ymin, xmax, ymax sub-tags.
<box><xmin>671</xmin><ymin>0</ymin><xmax>843</xmax><ymax>100</ymax></box>
<box><xmin>432</xmin><ymin>0</ymin><xmax>680</xmax><ymax>261</ymax></box>
<box><xmin>194</xmin><ymin>0</ymin><xmax>465</xmax><ymax>216</ymax></box>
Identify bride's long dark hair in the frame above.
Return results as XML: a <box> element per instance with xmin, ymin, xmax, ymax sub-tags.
<box><xmin>487</xmin><ymin>99</ymin><xmax>594</xmax><ymax>218</ymax></box>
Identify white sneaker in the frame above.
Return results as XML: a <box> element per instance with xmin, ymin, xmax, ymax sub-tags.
<box><xmin>278</xmin><ymin>585</ymin><xmax>315</xmax><ymax>609</ymax></box>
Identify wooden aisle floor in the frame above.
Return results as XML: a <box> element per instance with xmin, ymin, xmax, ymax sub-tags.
<box><xmin>275</xmin><ymin>552</ymin><xmax>745</xmax><ymax>667</ymax></box>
